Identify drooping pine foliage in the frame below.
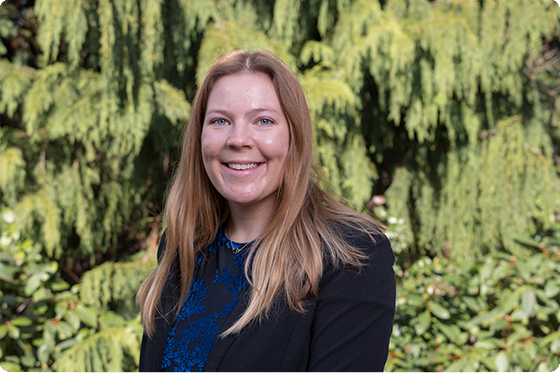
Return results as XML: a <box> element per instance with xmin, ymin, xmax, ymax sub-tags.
<box><xmin>1</xmin><ymin>0</ymin><xmax>560</xmax><ymax>371</ymax></box>
<box><xmin>2</xmin><ymin>0</ymin><xmax>556</xmax><ymax>261</ymax></box>
<box><xmin>2</xmin><ymin>0</ymin><xmax>558</xmax><ymax>262</ymax></box>
<box><xmin>334</xmin><ymin>0</ymin><xmax>560</xmax><ymax>258</ymax></box>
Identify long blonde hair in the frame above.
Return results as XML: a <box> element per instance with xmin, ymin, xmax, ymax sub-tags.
<box><xmin>137</xmin><ymin>50</ymin><xmax>384</xmax><ymax>337</ymax></box>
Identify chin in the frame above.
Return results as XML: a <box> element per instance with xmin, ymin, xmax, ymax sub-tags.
<box><xmin>224</xmin><ymin>192</ymin><xmax>277</xmax><ymax>209</ymax></box>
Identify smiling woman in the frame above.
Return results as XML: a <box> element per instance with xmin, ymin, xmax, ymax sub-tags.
<box><xmin>136</xmin><ymin>50</ymin><xmax>396</xmax><ymax>372</ymax></box>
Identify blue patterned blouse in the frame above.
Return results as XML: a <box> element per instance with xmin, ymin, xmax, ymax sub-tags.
<box><xmin>161</xmin><ymin>228</ymin><xmax>252</xmax><ymax>372</ymax></box>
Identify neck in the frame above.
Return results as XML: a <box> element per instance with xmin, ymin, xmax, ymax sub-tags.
<box><xmin>226</xmin><ymin>200</ymin><xmax>275</xmax><ymax>242</ymax></box>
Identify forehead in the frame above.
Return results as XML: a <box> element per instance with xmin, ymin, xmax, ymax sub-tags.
<box><xmin>206</xmin><ymin>72</ymin><xmax>282</xmax><ymax>112</ymax></box>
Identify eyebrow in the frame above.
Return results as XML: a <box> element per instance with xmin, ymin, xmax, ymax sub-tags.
<box><xmin>205</xmin><ymin>108</ymin><xmax>281</xmax><ymax>117</ymax></box>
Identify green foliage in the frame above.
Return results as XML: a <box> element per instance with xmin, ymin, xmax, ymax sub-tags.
<box><xmin>79</xmin><ymin>256</ymin><xmax>156</xmax><ymax>320</ymax></box>
<box><xmin>409</xmin><ymin>115</ymin><xmax>557</xmax><ymax>259</ymax></box>
<box><xmin>1</xmin><ymin>58</ymin><xmax>189</xmax><ymax>257</ymax></box>
<box><xmin>388</xmin><ymin>244</ymin><xmax>560</xmax><ymax>372</ymax></box>
<box><xmin>2</xmin><ymin>0</ymin><xmax>558</xmax><ymax>261</ymax></box>
<box><xmin>0</xmin><ymin>20</ymin><xmax>15</xmax><ymax>56</ymax></box>
<box><xmin>0</xmin><ymin>209</ymin><xmax>153</xmax><ymax>372</ymax></box>
<box><xmin>0</xmin><ymin>0</ymin><xmax>374</xmax><ymax>264</ymax></box>
<box><xmin>0</xmin><ymin>129</ymin><xmax>26</xmax><ymax>207</ymax></box>
<box><xmin>53</xmin><ymin>321</ymin><xmax>143</xmax><ymax>372</ymax></box>
<box><xmin>0</xmin><ymin>2</ymin><xmax>39</xmax><ymax>69</ymax></box>
<box><xmin>331</xmin><ymin>0</ymin><xmax>560</xmax><ymax>257</ymax></box>
<box><xmin>1</xmin><ymin>0</ymin><xmax>191</xmax><ymax>259</ymax></box>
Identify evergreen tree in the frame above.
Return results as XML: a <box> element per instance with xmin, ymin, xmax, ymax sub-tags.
<box><xmin>2</xmin><ymin>0</ymin><xmax>559</xmax><ymax>264</ymax></box>
<box><xmin>331</xmin><ymin>0</ymin><xmax>560</xmax><ymax>258</ymax></box>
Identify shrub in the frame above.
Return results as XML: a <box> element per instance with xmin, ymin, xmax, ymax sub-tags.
<box><xmin>0</xmin><ymin>208</ymin><xmax>153</xmax><ymax>372</ymax></box>
<box><xmin>387</xmin><ymin>249</ymin><xmax>560</xmax><ymax>371</ymax></box>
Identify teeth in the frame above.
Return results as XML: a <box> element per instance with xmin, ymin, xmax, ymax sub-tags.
<box><xmin>227</xmin><ymin>163</ymin><xmax>259</xmax><ymax>170</ymax></box>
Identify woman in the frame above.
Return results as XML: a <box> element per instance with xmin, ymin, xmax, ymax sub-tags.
<box><xmin>137</xmin><ymin>50</ymin><xmax>396</xmax><ymax>372</ymax></box>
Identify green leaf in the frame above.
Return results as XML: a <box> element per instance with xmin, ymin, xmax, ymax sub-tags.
<box><xmin>55</xmin><ymin>321</ymin><xmax>73</xmax><ymax>340</ymax></box>
<box><xmin>50</xmin><ymin>281</ymin><xmax>70</xmax><ymax>292</ymax></box>
<box><xmin>45</xmin><ymin>261</ymin><xmax>58</xmax><ymax>274</ymax></box>
<box><xmin>512</xmin><ymin>236</ymin><xmax>540</xmax><ymax>249</ymax></box>
<box><xmin>0</xmin><ymin>35</ymin><xmax>8</xmax><ymax>47</ymax></box>
<box><xmin>495</xmin><ymin>351</ymin><xmax>509</xmax><ymax>372</ymax></box>
<box><xmin>56</xmin><ymin>337</ymin><xmax>79</xmax><ymax>351</ymax></box>
<box><xmin>552</xmin><ymin>337</ymin><xmax>560</xmax><ymax>354</ymax></box>
<box><xmin>491</xmin><ymin>262</ymin><xmax>511</xmax><ymax>282</ymax></box>
<box><xmin>65</xmin><ymin>309</ymin><xmax>80</xmax><ymax>331</ymax></box>
<box><xmin>446</xmin><ymin>357</ymin><xmax>468</xmax><ymax>372</ymax></box>
<box><xmin>501</xmin><ymin>288</ymin><xmax>520</xmax><ymax>314</ymax></box>
<box><xmin>462</xmin><ymin>296</ymin><xmax>482</xmax><ymax>312</ymax></box>
<box><xmin>20</xmin><ymin>355</ymin><xmax>36</xmax><ymax>368</ymax></box>
<box><xmin>437</xmin><ymin>322</ymin><xmax>461</xmax><ymax>342</ymax></box>
<box><xmin>429</xmin><ymin>302</ymin><xmax>450</xmax><ymax>320</ymax></box>
<box><xmin>36</xmin><ymin>343</ymin><xmax>50</xmax><ymax>365</ymax></box>
<box><xmin>544</xmin><ymin>280</ymin><xmax>560</xmax><ymax>298</ymax></box>
<box><xmin>506</xmin><ymin>330</ymin><xmax>530</xmax><ymax>346</ymax></box>
<box><xmin>521</xmin><ymin>288</ymin><xmax>536</xmax><ymax>318</ymax></box>
<box><xmin>414</xmin><ymin>311</ymin><xmax>431</xmax><ymax>336</ymax></box>
<box><xmin>481</xmin><ymin>356</ymin><xmax>498</xmax><ymax>371</ymax></box>
<box><xmin>24</xmin><ymin>273</ymin><xmax>42</xmax><ymax>296</ymax></box>
<box><xmin>467</xmin><ymin>308</ymin><xmax>504</xmax><ymax>328</ymax></box>
<box><xmin>516</xmin><ymin>261</ymin><xmax>533</xmax><ymax>280</ymax></box>
<box><xmin>74</xmin><ymin>303</ymin><xmax>98</xmax><ymax>328</ymax></box>
<box><xmin>31</xmin><ymin>287</ymin><xmax>54</xmax><ymax>302</ymax></box>
<box><xmin>404</xmin><ymin>294</ymin><xmax>424</xmax><ymax>306</ymax></box>
<box><xmin>480</xmin><ymin>260</ymin><xmax>495</xmax><ymax>281</ymax></box>
<box><xmin>474</xmin><ymin>338</ymin><xmax>505</xmax><ymax>349</ymax></box>
<box><xmin>43</xmin><ymin>322</ymin><xmax>56</xmax><ymax>346</ymax></box>
<box><xmin>0</xmin><ymin>362</ymin><xmax>22</xmax><ymax>372</ymax></box>
<box><xmin>462</xmin><ymin>357</ymin><xmax>479</xmax><ymax>372</ymax></box>
<box><xmin>55</xmin><ymin>300</ymin><xmax>68</xmax><ymax>318</ymax></box>
<box><xmin>7</xmin><ymin>324</ymin><xmax>19</xmax><ymax>339</ymax></box>
<box><xmin>0</xmin><ymin>263</ymin><xmax>16</xmax><ymax>281</ymax></box>
<box><xmin>0</xmin><ymin>325</ymin><xmax>8</xmax><ymax>339</ymax></box>
<box><xmin>515</xmin><ymin>350</ymin><xmax>532</xmax><ymax>371</ymax></box>
<box><xmin>10</xmin><ymin>316</ymin><xmax>32</xmax><ymax>327</ymax></box>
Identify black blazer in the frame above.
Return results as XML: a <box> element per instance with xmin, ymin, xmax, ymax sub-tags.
<box><xmin>139</xmin><ymin>226</ymin><xmax>396</xmax><ymax>371</ymax></box>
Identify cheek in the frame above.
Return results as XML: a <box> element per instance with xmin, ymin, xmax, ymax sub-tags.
<box><xmin>200</xmin><ymin>148</ymin><xmax>220</xmax><ymax>193</ymax></box>
<box><xmin>200</xmin><ymin>131</ymin><xmax>220</xmax><ymax>161</ymax></box>
<box><xmin>267</xmin><ymin>130</ymin><xmax>290</xmax><ymax>161</ymax></box>
<box><xmin>276</xmin><ymin>129</ymin><xmax>291</xmax><ymax>187</ymax></box>
<box><xmin>200</xmin><ymin>134</ymin><xmax>221</xmax><ymax>184</ymax></box>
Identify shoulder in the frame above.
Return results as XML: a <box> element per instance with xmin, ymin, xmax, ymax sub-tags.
<box><xmin>318</xmin><ymin>221</ymin><xmax>395</xmax><ymax>302</ymax></box>
<box><xmin>309</xmin><ymin>222</ymin><xmax>396</xmax><ymax>371</ymax></box>
<box><xmin>330</xmin><ymin>222</ymin><xmax>394</xmax><ymax>272</ymax></box>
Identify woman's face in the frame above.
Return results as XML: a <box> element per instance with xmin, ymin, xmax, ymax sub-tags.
<box><xmin>201</xmin><ymin>72</ymin><xmax>290</xmax><ymax>214</ymax></box>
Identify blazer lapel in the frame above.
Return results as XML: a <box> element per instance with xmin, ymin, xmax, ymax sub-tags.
<box><xmin>204</xmin><ymin>285</ymin><xmax>250</xmax><ymax>371</ymax></box>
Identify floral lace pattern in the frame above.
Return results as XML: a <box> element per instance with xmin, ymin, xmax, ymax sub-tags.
<box><xmin>161</xmin><ymin>229</ymin><xmax>251</xmax><ymax>372</ymax></box>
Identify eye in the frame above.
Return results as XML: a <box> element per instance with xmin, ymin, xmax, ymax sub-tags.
<box><xmin>258</xmin><ymin>118</ymin><xmax>273</xmax><ymax>126</ymax></box>
<box><xmin>211</xmin><ymin>118</ymin><xmax>229</xmax><ymax>126</ymax></box>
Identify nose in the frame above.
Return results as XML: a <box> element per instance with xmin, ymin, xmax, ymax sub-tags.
<box><xmin>226</xmin><ymin>123</ymin><xmax>253</xmax><ymax>149</ymax></box>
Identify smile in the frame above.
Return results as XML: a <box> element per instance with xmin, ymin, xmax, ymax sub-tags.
<box><xmin>226</xmin><ymin>163</ymin><xmax>260</xmax><ymax>170</ymax></box>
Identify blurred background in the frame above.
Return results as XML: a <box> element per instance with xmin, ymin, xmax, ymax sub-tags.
<box><xmin>1</xmin><ymin>0</ymin><xmax>560</xmax><ymax>371</ymax></box>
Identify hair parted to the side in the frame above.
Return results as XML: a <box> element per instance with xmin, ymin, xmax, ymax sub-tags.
<box><xmin>136</xmin><ymin>50</ymin><xmax>384</xmax><ymax>337</ymax></box>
